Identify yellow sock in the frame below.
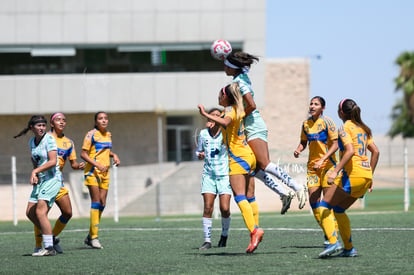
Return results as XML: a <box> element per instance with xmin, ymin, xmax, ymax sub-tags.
<box><xmin>320</xmin><ymin>206</ymin><xmax>337</xmax><ymax>244</ymax></box>
<box><xmin>34</xmin><ymin>225</ymin><xmax>42</xmax><ymax>248</ymax></box>
<box><xmin>52</xmin><ymin>216</ymin><xmax>70</xmax><ymax>237</ymax></box>
<box><xmin>90</xmin><ymin>202</ymin><xmax>101</xmax><ymax>239</ymax></box>
<box><xmin>248</xmin><ymin>200</ymin><xmax>259</xmax><ymax>226</ymax></box>
<box><xmin>312</xmin><ymin>207</ymin><xmax>322</xmax><ymax>228</ymax></box>
<box><xmin>237</xmin><ymin>200</ymin><xmax>256</xmax><ymax>233</ymax></box>
<box><xmin>335</xmin><ymin>212</ymin><xmax>353</xmax><ymax>249</ymax></box>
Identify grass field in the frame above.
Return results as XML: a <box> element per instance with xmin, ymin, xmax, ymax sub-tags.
<box><xmin>1</xmin><ymin>189</ymin><xmax>414</xmax><ymax>274</ymax></box>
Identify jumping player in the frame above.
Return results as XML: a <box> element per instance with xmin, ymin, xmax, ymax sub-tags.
<box><xmin>198</xmin><ymin>82</ymin><xmax>264</xmax><ymax>253</ymax></box>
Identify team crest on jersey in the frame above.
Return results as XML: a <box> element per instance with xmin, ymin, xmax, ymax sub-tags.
<box><xmin>318</xmin><ymin>124</ymin><xmax>323</xmax><ymax>131</ymax></box>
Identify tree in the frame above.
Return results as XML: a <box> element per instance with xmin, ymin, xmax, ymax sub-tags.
<box><xmin>389</xmin><ymin>51</ymin><xmax>414</xmax><ymax>138</ymax></box>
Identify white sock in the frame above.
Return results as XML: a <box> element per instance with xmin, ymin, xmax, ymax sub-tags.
<box><xmin>202</xmin><ymin>217</ymin><xmax>212</xmax><ymax>243</ymax></box>
<box><xmin>264</xmin><ymin>163</ymin><xmax>302</xmax><ymax>191</ymax></box>
<box><xmin>221</xmin><ymin>217</ymin><xmax>231</xmax><ymax>237</ymax></box>
<box><xmin>43</xmin><ymin>234</ymin><xmax>53</xmax><ymax>248</ymax></box>
<box><xmin>255</xmin><ymin>170</ymin><xmax>289</xmax><ymax>196</ymax></box>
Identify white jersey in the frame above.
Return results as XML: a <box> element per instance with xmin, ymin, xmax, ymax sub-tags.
<box><xmin>196</xmin><ymin>129</ymin><xmax>229</xmax><ymax>177</ymax></box>
<box><xmin>29</xmin><ymin>133</ymin><xmax>62</xmax><ymax>183</ymax></box>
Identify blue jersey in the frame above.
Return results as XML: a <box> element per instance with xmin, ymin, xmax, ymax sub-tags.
<box><xmin>29</xmin><ymin>133</ymin><xmax>62</xmax><ymax>183</ymax></box>
<box><xmin>196</xmin><ymin>128</ymin><xmax>229</xmax><ymax>177</ymax></box>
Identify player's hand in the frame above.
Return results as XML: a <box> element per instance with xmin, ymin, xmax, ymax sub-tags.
<box><xmin>197</xmin><ymin>152</ymin><xmax>205</xmax><ymax>160</ymax></box>
<box><xmin>293</xmin><ymin>150</ymin><xmax>300</xmax><ymax>158</ymax></box>
<box><xmin>78</xmin><ymin>162</ymin><xmax>86</xmax><ymax>170</ymax></box>
<box><xmin>30</xmin><ymin>172</ymin><xmax>38</xmax><ymax>185</ymax></box>
<box><xmin>327</xmin><ymin>170</ymin><xmax>338</xmax><ymax>185</ymax></box>
<box><xmin>112</xmin><ymin>154</ymin><xmax>121</xmax><ymax>166</ymax></box>
<box><xmin>313</xmin><ymin>159</ymin><xmax>323</xmax><ymax>170</ymax></box>
<box><xmin>197</xmin><ymin>104</ymin><xmax>206</xmax><ymax>116</ymax></box>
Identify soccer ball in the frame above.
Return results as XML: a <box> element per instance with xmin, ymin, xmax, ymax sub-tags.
<box><xmin>210</xmin><ymin>40</ymin><xmax>232</xmax><ymax>61</ymax></box>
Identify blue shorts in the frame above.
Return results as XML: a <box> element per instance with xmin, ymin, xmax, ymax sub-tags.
<box><xmin>29</xmin><ymin>178</ymin><xmax>61</xmax><ymax>208</ymax></box>
<box><xmin>201</xmin><ymin>174</ymin><xmax>232</xmax><ymax>195</ymax></box>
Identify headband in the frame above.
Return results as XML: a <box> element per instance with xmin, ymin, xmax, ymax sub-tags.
<box><xmin>224</xmin><ymin>59</ymin><xmax>250</xmax><ymax>74</ymax></box>
<box><xmin>51</xmin><ymin>112</ymin><xmax>64</xmax><ymax>122</ymax></box>
<box><xmin>31</xmin><ymin>118</ymin><xmax>47</xmax><ymax>126</ymax></box>
<box><xmin>339</xmin><ymin>99</ymin><xmax>348</xmax><ymax>112</ymax></box>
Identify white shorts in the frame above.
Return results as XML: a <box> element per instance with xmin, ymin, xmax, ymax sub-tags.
<box><xmin>29</xmin><ymin>177</ymin><xmax>61</xmax><ymax>208</ymax></box>
<box><xmin>201</xmin><ymin>174</ymin><xmax>232</xmax><ymax>195</ymax></box>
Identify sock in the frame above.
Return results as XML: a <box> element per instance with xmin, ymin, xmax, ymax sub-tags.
<box><xmin>335</xmin><ymin>212</ymin><xmax>353</xmax><ymax>250</ymax></box>
<box><xmin>310</xmin><ymin>202</ymin><xmax>322</xmax><ymax>228</ymax></box>
<box><xmin>43</xmin><ymin>234</ymin><xmax>53</xmax><ymax>248</ymax></box>
<box><xmin>34</xmin><ymin>225</ymin><xmax>42</xmax><ymax>248</ymax></box>
<box><xmin>221</xmin><ymin>217</ymin><xmax>231</xmax><ymax>237</ymax></box>
<box><xmin>234</xmin><ymin>195</ymin><xmax>255</xmax><ymax>233</ymax></box>
<box><xmin>52</xmin><ymin>215</ymin><xmax>70</xmax><ymax>237</ymax></box>
<box><xmin>247</xmin><ymin>197</ymin><xmax>259</xmax><ymax>226</ymax></box>
<box><xmin>319</xmin><ymin>203</ymin><xmax>338</xmax><ymax>244</ymax></box>
<box><xmin>255</xmin><ymin>169</ymin><xmax>288</xmax><ymax>197</ymax></box>
<box><xmin>264</xmin><ymin>163</ymin><xmax>302</xmax><ymax>191</ymax></box>
<box><xmin>202</xmin><ymin>217</ymin><xmax>212</xmax><ymax>243</ymax></box>
<box><xmin>90</xmin><ymin>202</ymin><xmax>101</xmax><ymax>239</ymax></box>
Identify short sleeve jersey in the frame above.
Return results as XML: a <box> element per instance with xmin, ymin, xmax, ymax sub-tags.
<box><xmin>301</xmin><ymin>115</ymin><xmax>338</xmax><ymax>170</ymax></box>
<box><xmin>82</xmin><ymin>129</ymin><xmax>112</xmax><ymax>175</ymax></box>
<box><xmin>195</xmin><ymin>128</ymin><xmax>229</xmax><ymax>177</ymax></box>
<box><xmin>29</xmin><ymin>133</ymin><xmax>62</xmax><ymax>182</ymax></box>
<box><xmin>233</xmin><ymin>73</ymin><xmax>267</xmax><ymax>135</ymax></box>
<box><xmin>222</xmin><ymin>106</ymin><xmax>255</xmax><ymax>174</ymax></box>
<box><xmin>51</xmin><ymin>132</ymin><xmax>77</xmax><ymax>171</ymax></box>
<box><xmin>338</xmin><ymin>120</ymin><xmax>373</xmax><ymax>178</ymax></box>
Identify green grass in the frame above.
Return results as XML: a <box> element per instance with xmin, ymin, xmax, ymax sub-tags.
<box><xmin>364</xmin><ymin>188</ymin><xmax>414</xmax><ymax>211</ymax></box>
<box><xmin>1</xmin><ymin>210</ymin><xmax>414</xmax><ymax>274</ymax></box>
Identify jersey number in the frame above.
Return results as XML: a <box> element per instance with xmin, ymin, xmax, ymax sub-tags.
<box><xmin>357</xmin><ymin>133</ymin><xmax>367</xmax><ymax>156</ymax></box>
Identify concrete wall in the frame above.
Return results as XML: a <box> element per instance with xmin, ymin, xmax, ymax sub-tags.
<box><xmin>0</xmin><ymin>0</ymin><xmax>266</xmax><ymax>114</ymax></box>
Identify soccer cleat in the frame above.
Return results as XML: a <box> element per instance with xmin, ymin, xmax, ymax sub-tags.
<box><xmin>33</xmin><ymin>247</ymin><xmax>42</xmax><ymax>253</ymax></box>
<box><xmin>199</xmin><ymin>242</ymin><xmax>212</xmax><ymax>250</ymax></box>
<box><xmin>296</xmin><ymin>186</ymin><xmax>307</xmax><ymax>209</ymax></box>
<box><xmin>323</xmin><ymin>239</ymin><xmax>330</xmax><ymax>249</ymax></box>
<box><xmin>84</xmin><ymin>235</ymin><xmax>92</xmax><ymax>246</ymax></box>
<box><xmin>280</xmin><ymin>191</ymin><xmax>295</xmax><ymax>215</ymax></box>
<box><xmin>91</xmin><ymin>238</ymin><xmax>104</xmax><ymax>249</ymax></box>
<box><xmin>53</xmin><ymin>236</ymin><xmax>63</xmax><ymax>254</ymax></box>
<box><xmin>246</xmin><ymin>228</ymin><xmax>264</xmax><ymax>253</ymax></box>
<box><xmin>32</xmin><ymin>246</ymin><xmax>56</xmax><ymax>257</ymax></box>
<box><xmin>338</xmin><ymin>247</ymin><xmax>358</xmax><ymax>257</ymax></box>
<box><xmin>218</xmin><ymin>235</ymin><xmax>228</xmax><ymax>247</ymax></box>
<box><xmin>318</xmin><ymin>241</ymin><xmax>343</xmax><ymax>258</ymax></box>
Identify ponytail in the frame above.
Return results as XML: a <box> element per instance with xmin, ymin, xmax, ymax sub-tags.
<box><xmin>223</xmin><ymin>83</ymin><xmax>244</xmax><ymax>119</ymax></box>
<box><xmin>14</xmin><ymin>115</ymin><xmax>47</xmax><ymax>139</ymax></box>
<box><xmin>339</xmin><ymin>99</ymin><xmax>372</xmax><ymax>138</ymax></box>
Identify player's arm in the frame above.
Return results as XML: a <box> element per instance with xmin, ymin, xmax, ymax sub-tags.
<box><xmin>327</xmin><ymin>143</ymin><xmax>354</xmax><ymax>184</ymax></box>
<box><xmin>294</xmin><ymin>140</ymin><xmax>307</xmax><ymax>158</ymax></box>
<box><xmin>31</xmin><ymin>150</ymin><xmax>58</xmax><ymax>185</ymax></box>
<box><xmin>198</xmin><ymin>105</ymin><xmax>232</xmax><ymax>127</ymax></box>
<box><xmin>242</xmin><ymin>93</ymin><xmax>256</xmax><ymax>117</ymax></box>
<box><xmin>69</xmin><ymin>159</ymin><xmax>85</xmax><ymax>170</ymax></box>
<box><xmin>110</xmin><ymin>151</ymin><xmax>120</xmax><ymax>166</ymax></box>
<box><xmin>81</xmin><ymin>149</ymin><xmax>107</xmax><ymax>172</ymax></box>
<box><xmin>367</xmin><ymin>142</ymin><xmax>380</xmax><ymax>174</ymax></box>
<box><xmin>314</xmin><ymin>139</ymin><xmax>338</xmax><ymax>169</ymax></box>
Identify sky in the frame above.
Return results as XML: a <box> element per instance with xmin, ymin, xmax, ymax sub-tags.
<box><xmin>266</xmin><ymin>0</ymin><xmax>414</xmax><ymax>135</ymax></box>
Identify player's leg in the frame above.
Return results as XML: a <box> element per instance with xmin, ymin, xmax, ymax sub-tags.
<box><xmin>199</xmin><ymin>193</ymin><xmax>215</xmax><ymax>250</ymax></box>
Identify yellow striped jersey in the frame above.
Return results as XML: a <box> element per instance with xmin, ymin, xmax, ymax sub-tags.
<box><xmin>338</xmin><ymin>120</ymin><xmax>373</xmax><ymax>178</ymax></box>
<box><xmin>82</xmin><ymin>128</ymin><xmax>112</xmax><ymax>175</ymax></box>
<box><xmin>301</xmin><ymin>115</ymin><xmax>338</xmax><ymax>170</ymax></box>
<box><xmin>51</xmin><ymin>132</ymin><xmax>77</xmax><ymax>171</ymax></box>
